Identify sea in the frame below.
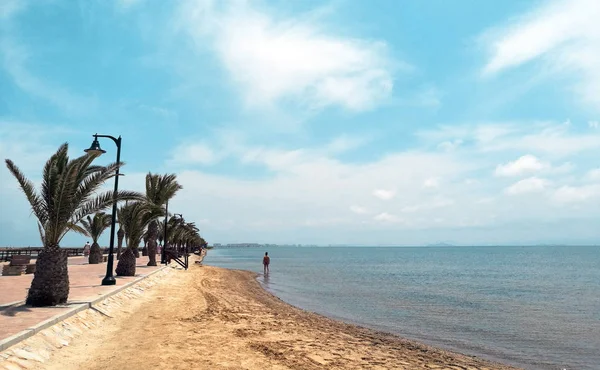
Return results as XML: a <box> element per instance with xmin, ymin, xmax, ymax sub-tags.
<box><xmin>204</xmin><ymin>246</ymin><xmax>600</xmax><ymax>370</ymax></box>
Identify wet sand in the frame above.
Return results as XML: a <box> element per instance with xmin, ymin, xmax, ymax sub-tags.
<box><xmin>36</xmin><ymin>262</ymin><xmax>518</xmax><ymax>370</ymax></box>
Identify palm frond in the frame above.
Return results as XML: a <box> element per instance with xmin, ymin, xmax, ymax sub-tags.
<box><xmin>51</xmin><ymin>151</ymin><xmax>90</xmax><ymax>243</ymax></box>
<box><xmin>37</xmin><ymin>222</ymin><xmax>46</xmax><ymax>245</ymax></box>
<box><xmin>72</xmin><ymin>190</ymin><xmax>143</xmax><ymax>225</ymax></box>
<box><xmin>79</xmin><ymin>216</ymin><xmax>93</xmax><ymax>236</ymax></box>
<box><xmin>72</xmin><ymin>161</ymin><xmax>123</xmax><ymax>208</ymax></box>
<box><xmin>145</xmin><ymin>173</ymin><xmax>183</xmax><ymax>207</ymax></box>
<box><xmin>119</xmin><ymin>202</ymin><xmax>159</xmax><ymax>250</ymax></box>
<box><xmin>5</xmin><ymin>159</ymin><xmax>47</xmax><ymax>224</ymax></box>
<box><xmin>64</xmin><ymin>222</ymin><xmax>89</xmax><ymax>239</ymax></box>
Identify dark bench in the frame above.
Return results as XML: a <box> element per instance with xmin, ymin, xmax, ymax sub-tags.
<box><xmin>10</xmin><ymin>255</ymin><xmax>31</xmax><ymax>266</ymax></box>
<box><xmin>2</xmin><ymin>255</ymin><xmax>35</xmax><ymax>276</ymax></box>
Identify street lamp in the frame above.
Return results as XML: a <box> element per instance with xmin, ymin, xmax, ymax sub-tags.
<box><xmin>161</xmin><ymin>200</ymin><xmax>169</xmax><ymax>264</ymax></box>
<box><xmin>85</xmin><ymin>133</ymin><xmax>122</xmax><ymax>286</ymax></box>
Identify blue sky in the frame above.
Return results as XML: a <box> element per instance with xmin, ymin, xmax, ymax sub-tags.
<box><xmin>2</xmin><ymin>0</ymin><xmax>600</xmax><ymax>246</ymax></box>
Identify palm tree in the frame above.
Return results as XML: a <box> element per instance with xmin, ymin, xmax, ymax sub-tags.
<box><xmin>80</xmin><ymin>212</ymin><xmax>112</xmax><ymax>264</ymax></box>
<box><xmin>157</xmin><ymin>219</ymin><xmax>165</xmax><ymax>249</ymax></box>
<box><xmin>198</xmin><ymin>236</ymin><xmax>208</xmax><ymax>249</ymax></box>
<box><xmin>144</xmin><ymin>174</ymin><xmax>182</xmax><ymax>266</ymax></box>
<box><xmin>168</xmin><ymin>219</ymin><xmax>202</xmax><ymax>256</ymax></box>
<box><xmin>115</xmin><ymin>201</ymin><xmax>162</xmax><ymax>276</ymax></box>
<box><xmin>5</xmin><ymin>143</ymin><xmax>141</xmax><ymax>306</ymax></box>
<box><xmin>116</xmin><ymin>224</ymin><xmax>125</xmax><ymax>260</ymax></box>
<box><xmin>142</xmin><ymin>232</ymin><xmax>149</xmax><ymax>256</ymax></box>
<box><xmin>116</xmin><ymin>201</ymin><xmax>128</xmax><ymax>260</ymax></box>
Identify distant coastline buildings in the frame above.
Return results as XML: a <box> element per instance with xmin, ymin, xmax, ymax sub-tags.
<box><xmin>211</xmin><ymin>243</ymin><xmax>300</xmax><ymax>248</ymax></box>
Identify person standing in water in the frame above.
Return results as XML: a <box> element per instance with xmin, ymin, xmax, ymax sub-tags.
<box><xmin>263</xmin><ymin>252</ymin><xmax>270</xmax><ymax>275</ymax></box>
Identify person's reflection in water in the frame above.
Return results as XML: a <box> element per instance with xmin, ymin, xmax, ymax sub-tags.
<box><xmin>262</xmin><ymin>272</ymin><xmax>270</xmax><ymax>286</ymax></box>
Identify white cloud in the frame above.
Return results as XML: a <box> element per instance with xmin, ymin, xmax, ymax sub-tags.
<box><xmin>6</xmin><ymin>120</ymin><xmax>600</xmax><ymax>246</ymax></box>
<box><xmin>303</xmin><ymin>218</ymin><xmax>348</xmax><ymax>227</ymax></box>
<box><xmin>170</xmin><ymin>132</ymin><xmax>370</xmax><ymax>169</ymax></box>
<box><xmin>420</xmin><ymin>121</ymin><xmax>600</xmax><ymax>157</ymax></box>
<box><xmin>349</xmin><ymin>205</ymin><xmax>368</xmax><ymax>214</ymax></box>
<box><xmin>553</xmin><ymin>185</ymin><xmax>600</xmax><ymax>203</ymax></box>
<box><xmin>324</xmin><ymin>135</ymin><xmax>370</xmax><ymax>155</ymax></box>
<box><xmin>437</xmin><ymin>139</ymin><xmax>463</xmax><ymax>152</ymax></box>
<box><xmin>490</xmin><ymin>123</ymin><xmax>600</xmax><ymax>156</ymax></box>
<box><xmin>475</xmin><ymin>124</ymin><xmax>518</xmax><ymax>144</ymax></box>
<box><xmin>583</xmin><ymin>168</ymin><xmax>600</xmax><ymax>182</ymax></box>
<box><xmin>476</xmin><ymin>197</ymin><xmax>494</xmax><ymax>204</ymax></box>
<box><xmin>401</xmin><ymin>198</ymin><xmax>454</xmax><ymax>213</ymax></box>
<box><xmin>423</xmin><ymin>177</ymin><xmax>439</xmax><ymax>188</ymax></box>
<box><xmin>417</xmin><ymin>123</ymin><xmax>517</xmax><ymax>147</ymax></box>
<box><xmin>495</xmin><ymin>154</ymin><xmax>549</xmax><ymax>176</ymax></box>
<box><xmin>505</xmin><ymin>177</ymin><xmax>550</xmax><ymax>195</ymax></box>
<box><xmin>127</xmin><ymin>124</ymin><xmax>600</xmax><ymax>245</ymax></box>
<box><xmin>0</xmin><ymin>122</ymin><xmax>76</xmax><ymax>171</ymax></box>
<box><xmin>179</xmin><ymin>0</ymin><xmax>398</xmax><ymax>111</ymax></box>
<box><xmin>169</xmin><ymin>143</ymin><xmax>220</xmax><ymax>165</ymax></box>
<box><xmin>373</xmin><ymin>212</ymin><xmax>402</xmax><ymax>223</ymax></box>
<box><xmin>159</xmin><ymin>137</ymin><xmax>472</xmax><ymax>239</ymax></box>
<box><xmin>241</xmin><ymin>147</ymin><xmax>308</xmax><ymax>171</ymax></box>
<box><xmin>481</xmin><ymin>0</ymin><xmax>600</xmax><ymax>108</ymax></box>
<box><xmin>550</xmin><ymin>162</ymin><xmax>575</xmax><ymax>176</ymax></box>
<box><xmin>589</xmin><ymin>121</ymin><xmax>599</xmax><ymax>129</ymax></box>
<box><xmin>372</xmin><ymin>189</ymin><xmax>395</xmax><ymax>200</ymax></box>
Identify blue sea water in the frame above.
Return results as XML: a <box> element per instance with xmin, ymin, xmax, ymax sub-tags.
<box><xmin>204</xmin><ymin>246</ymin><xmax>600</xmax><ymax>370</ymax></box>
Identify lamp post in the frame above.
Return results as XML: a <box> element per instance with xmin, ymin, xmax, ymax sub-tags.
<box><xmin>85</xmin><ymin>133</ymin><xmax>122</xmax><ymax>286</ymax></box>
<box><xmin>173</xmin><ymin>213</ymin><xmax>183</xmax><ymax>253</ymax></box>
<box><xmin>161</xmin><ymin>199</ymin><xmax>169</xmax><ymax>265</ymax></box>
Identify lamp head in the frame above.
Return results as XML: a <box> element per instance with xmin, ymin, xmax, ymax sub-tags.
<box><xmin>84</xmin><ymin>135</ymin><xmax>106</xmax><ymax>156</ymax></box>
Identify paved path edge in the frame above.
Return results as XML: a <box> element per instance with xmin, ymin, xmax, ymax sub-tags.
<box><xmin>0</xmin><ymin>301</ymin><xmax>26</xmax><ymax>309</ymax></box>
<box><xmin>0</xmin><ymin>265</ymin><xmax>167</xmax><ymax>352</ymax></box>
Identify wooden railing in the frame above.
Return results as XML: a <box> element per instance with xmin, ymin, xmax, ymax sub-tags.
<box><xmin>0</xmin><ymin>247</ymin><xmax>109</xmax><ymax>262</ymax></box>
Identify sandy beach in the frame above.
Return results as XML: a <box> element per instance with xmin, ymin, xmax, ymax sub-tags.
<box><xmin>34</xmin><ymin>261</ymin><xmax>518</xmax><ymax>370</ymax></box>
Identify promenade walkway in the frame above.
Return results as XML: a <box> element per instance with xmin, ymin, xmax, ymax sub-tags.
<box><xmin>0</xmin><ymin>255</ymin><xmax>163</xmax><ymax>347</ymax></box>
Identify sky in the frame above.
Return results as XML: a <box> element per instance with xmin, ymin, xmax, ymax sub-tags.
<box><xmin>2</xmin><ymin>0</ymin><xmax>600</xmax><ymax>246</ymax></box>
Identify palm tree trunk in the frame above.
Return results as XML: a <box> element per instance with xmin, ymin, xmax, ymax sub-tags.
<box><xmin>88</xmin><ymin>242</ymin><xmax>103</xmax><ymax>264</ymax></box>
<box><xmin>142</xmin><ymin>235</ymin><xmax>148</xmax><ymax>256</ymax></box>
<box><xmin>115</xmin><ymin>248</ymin><xmax>136</xmax><ymax>276</ymax></box>
<box><xmin>146</xmin><ymin>219</ymin><xmax>158</xmax><ymax>266</ymax></box>
<box><xmin>116</xmin><ymin>227</ymin><xmax>124</xmax><ymax>260</ymax></box>
<box><xmin>26</xmin><ymin>244</ymin><xmax>69</xmax><ymax>306</ymax></box>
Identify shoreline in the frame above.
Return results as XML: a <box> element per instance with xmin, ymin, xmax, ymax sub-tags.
<box><xmin>29</xmin><ymin>261</ymin><xmax>519</xmax><ymax>369</ymax></box>
<box><xmin>253</xmin><ymin>280</ymin><xmax>518</xmax><ymax>368</ymax></box>
<box><xmin>224</xmin><ymin>267</ymin><xmax>520</xmax><ymax>370</ymax></box>
<box><xmin>259</xmin><ymin>282</ymin><xmax>520</xmax><ymax>368</ymax></box>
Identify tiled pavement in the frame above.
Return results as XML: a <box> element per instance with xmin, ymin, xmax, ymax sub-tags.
<box><xmin>0</xmin><ymin>255</ymin><xmax>163</xmax><ymax>344</ymax></box>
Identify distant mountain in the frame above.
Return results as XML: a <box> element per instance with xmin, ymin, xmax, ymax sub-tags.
<box><xmin>426</xmin><ymin>242</ymin><xmax>454</xmax><ymax>247</ymax></box>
